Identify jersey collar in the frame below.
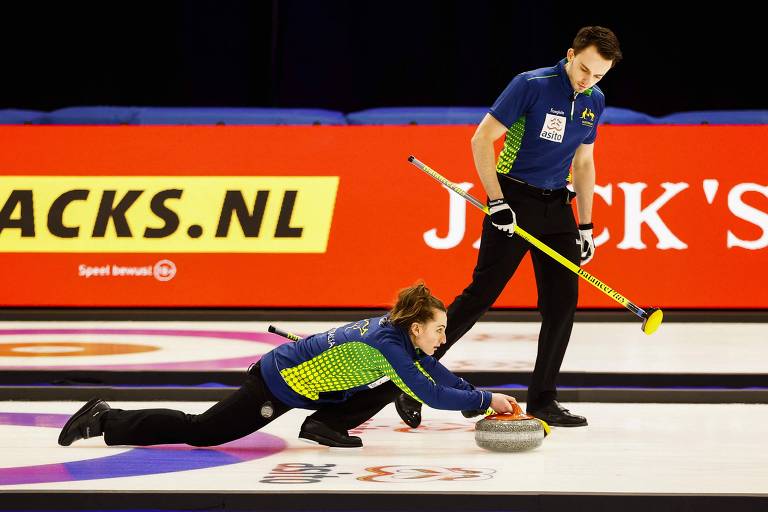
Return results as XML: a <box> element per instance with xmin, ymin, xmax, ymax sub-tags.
<box><xmin>558</xmin><ymin>58</ymin><xmax>593</xmax><ymax>96</ymax></box>
<box><xmin>393</xmin><ymin>324</ymin><xmax>420</xmax><ymax>359</ymax></box>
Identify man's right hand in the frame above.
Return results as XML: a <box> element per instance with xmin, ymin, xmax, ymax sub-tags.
<box><xmin>490</xmin><ymin>393</ymin><xmax>518</xmax><ymax>413</ymax></box>
<box><xmin>488</xmin><ymin>198</ymin><xmax>517</xmax><ymax>236</ymax></box>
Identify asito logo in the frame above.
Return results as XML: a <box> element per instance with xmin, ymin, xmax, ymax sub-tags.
<box><xmin>358</xmin><ymin>465</ymin><xmax>496</xmax><ymax>482</ymax></box>
<box><xmin>258</xmin><ymin>463</ymin><xmax>496</xmax><ymax>484</ymax></box>
<box><xmin>540</xmin><ymin>113</ymin><xmax>566</xmax><ymax>143</ymax></box>
<box><xmin>0</xmin><ymin>177</ymin><xmax>339</xmax><ymax>253</ymax></box>
<box><xmin>260</xmin><ymin>463</ymin><xmax>352</xmax><ymax>484</ymax></box>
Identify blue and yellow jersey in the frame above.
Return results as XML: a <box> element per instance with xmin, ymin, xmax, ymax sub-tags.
<box><xmin>259</xmin><ymin>315</ymin><xmax>492</xmax><ymax>411</ymax></box>
<box><xmin>490</xmin><ymin>59</ymin><xmax>605</xmax><ymax>189</ymax></box>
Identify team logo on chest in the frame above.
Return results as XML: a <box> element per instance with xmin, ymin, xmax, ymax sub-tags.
<box><xmin>540</xmin><ymin>113</ymin><xmax>566</xmax><ymax>143</ymax></box>
<box><xmin>580</xmin><ymin>107</ymin><xmax>596</xmax><ymax>127</ymax></box>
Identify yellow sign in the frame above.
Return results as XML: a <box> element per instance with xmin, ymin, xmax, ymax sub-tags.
<box><xmin>0</xmin><ymin>177</ymin><xmax>339</xmax><ymax>253</ymax></box>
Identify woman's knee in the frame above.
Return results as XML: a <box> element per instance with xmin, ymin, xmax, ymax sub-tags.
<box><xmin>182</xmin><ymin>414</ymin><xmax>224</xmax><ymax>447</ymax></box>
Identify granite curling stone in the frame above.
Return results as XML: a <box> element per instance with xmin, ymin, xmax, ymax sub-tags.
<box><xmin>474</xmin><ymin>404</ymin><xmax>550</xmax><ymax>452</ymax></box>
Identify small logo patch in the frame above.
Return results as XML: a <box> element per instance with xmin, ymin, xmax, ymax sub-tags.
<box><xmin>540</xmin><ymin>114</ymin><xmax>566</xmax><ymax>143</ymax></box>
<box><xmin>367</xmin><ymin>376</ymin><xmax>391</xmax><ymax>389</ymax></box>
<box><xmin>260</xmin><ymin>401</ymin><xmax>275</xmax><ymax>419</ymax></box>
<box><xmin>580</xmin><ymin>107</ymin><xmax>595</xmax><ymax>127</ymax></box>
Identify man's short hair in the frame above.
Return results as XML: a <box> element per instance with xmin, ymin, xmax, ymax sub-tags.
<box><xmin>573</xmin><ymin>26</ymin><xmax>622</xmax><ymax>67</ymax></box>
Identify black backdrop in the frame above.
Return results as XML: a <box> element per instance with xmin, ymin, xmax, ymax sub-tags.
<box><xmin>1</xmin><ymin>1</ymin><xmax>764</xmax><ymax>116</ymax></box>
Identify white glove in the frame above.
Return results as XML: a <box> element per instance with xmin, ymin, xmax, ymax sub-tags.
<box><xmin>579</xmin><ymin>223</ymin><xmax>595</xmax><ymax>265</ymax></box>
<box><xmin>488</xmin><ymin>198</ymin><xmax>517</xmax><ymax>237</ymax></box>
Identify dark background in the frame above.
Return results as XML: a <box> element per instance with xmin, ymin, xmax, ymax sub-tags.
<box><xmin>1</xmin><ymin>1</ymin><xmax>764</xmax><ymax>117</ymax></box>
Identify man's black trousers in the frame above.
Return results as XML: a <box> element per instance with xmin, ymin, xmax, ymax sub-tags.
<box><xmin>309</xmin><ymin>179</ymin><xmax>582</xmax><ymax>431</ymax></box>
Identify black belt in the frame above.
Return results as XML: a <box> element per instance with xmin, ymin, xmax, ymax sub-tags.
<box><xmin>499</xmin><ymin>174</ymin><xmax>577</xmax><ymax>204</ymax></box>
<box><xmin>499</xmin><ymin>174</ymin><xmax>565</xmax><ymax>196</ymax></box>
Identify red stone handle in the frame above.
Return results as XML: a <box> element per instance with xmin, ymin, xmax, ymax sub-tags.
<box><xmin>485</xmin><ymin>400</ymin><xmax>527</xmax><ymax>420</ymax></box>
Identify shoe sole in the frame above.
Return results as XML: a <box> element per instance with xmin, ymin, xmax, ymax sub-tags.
<box><xmin>298</xmin><ymin>437</ymin><xmax>362</xmax><ymax>450</ymax></box>
<box><xmin>58</xmin><ymin>398</ymin><xmax>101</xmax><ymax>446</ymax></box>
<box><xmin>298</xmin><ymin>432</ymin><xmax>362</xmax><ymax>449</ymax></box>
<box><xmin>531</xmin><ymin>418</ymin><xmax>588</xmax><ymax>427</ymax></box>
<box><xmin>395</xmin><ymin>407</ymin><xmax>422</xmax><ymax>429</ymax></box>
<box><xmin>397</xmin><ymin>417</ymin><xmax>421</xmax><ymax>429</ymax></box>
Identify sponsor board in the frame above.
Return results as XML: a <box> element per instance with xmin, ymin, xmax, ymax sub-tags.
<box><xmin>1</xmin><ymin>125</ymin><xmax>766</xmax><ymax>307</ymax></box>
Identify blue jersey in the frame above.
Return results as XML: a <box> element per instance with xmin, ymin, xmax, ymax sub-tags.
<box><xmin>259</xmin><ymin>315</ymin><xmax>492</xmax><ymax>411</ymax></box>
<box><xmin>489</xmin><ymin>59</ymin><xmax>605</xmax><ymax>189</ymax></box>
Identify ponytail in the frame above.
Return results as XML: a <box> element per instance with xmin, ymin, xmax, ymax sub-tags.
<box><xmin>388</xmin><ymin>283</ymin><xmax>446</xmax><ymax>331</ymax></box>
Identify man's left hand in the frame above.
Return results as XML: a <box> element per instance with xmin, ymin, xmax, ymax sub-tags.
<box><xmin>579</xmin><ymin>223</ymin><xmax>595</xmax><ymax>265</ymax></box>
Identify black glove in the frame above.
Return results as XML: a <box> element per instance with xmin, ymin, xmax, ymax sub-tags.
<box><xmin>488</xmin><ymin>198</ymin><xmax>517</xmax><ymax>236</ymax></box>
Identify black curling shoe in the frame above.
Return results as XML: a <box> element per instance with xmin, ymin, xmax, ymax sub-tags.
<box><xmin>461</xmin><ymin>408</ymin><xmax>487</xmax><ymax>419</ymax></box>
<box><xmin>395</xmin><ymin>393</ymin><xmax>422</xmax><ymax>428</ymax></box>
<box><xmin>527</xmin><ymin>401</ymin><xmax>588</xmax><ymax>427</ymax></box>
<box><xmin>298</xmin><ymin>418</ymin><xmax>363</xmax><ymax>448</ymax></box>
<box><xmin>58</xmin><ymin>398</ymin><xmax>111</xmax><ymax>446</ymax></box>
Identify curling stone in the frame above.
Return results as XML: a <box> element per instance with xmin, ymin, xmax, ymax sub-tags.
<box><xmin>474</xmin><ymin>403</ymin><xmax>550</xmax><ymax>452</ymax></box>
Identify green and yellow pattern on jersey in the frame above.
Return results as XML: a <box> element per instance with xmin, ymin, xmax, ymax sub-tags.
<box><xmin>279</xmin><ymin>342</ymin><xmax>434</xmax><ymax>403</ymax></box>
<box><xmin>496</xmin><ymin>116</ymin><xmax>526</xmax><ymax>175</ymax></box>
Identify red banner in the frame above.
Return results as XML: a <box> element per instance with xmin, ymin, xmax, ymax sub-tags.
<box><xmin>1</xmin><ymin>125</ymin><xmax>766</xmax><ymax>308</ymax></box>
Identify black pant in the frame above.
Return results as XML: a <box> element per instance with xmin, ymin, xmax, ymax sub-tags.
<box><xmin>102</xmin><ymin>364</ymin><xmax>291</xmax><ymax>446</ymax></box>
<box><xmin>310</xmin><ymin>179</ymin><xmax>580</xmax><ymax>430</ymax></box>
